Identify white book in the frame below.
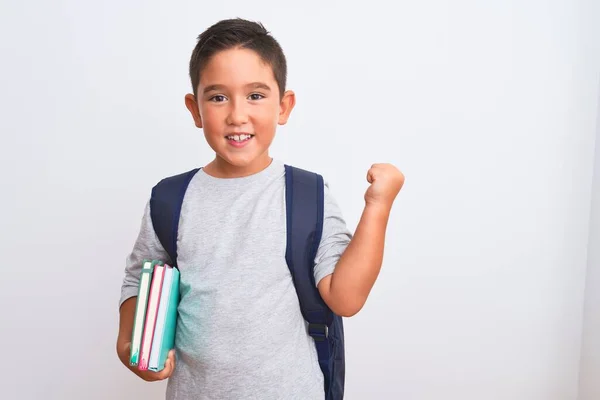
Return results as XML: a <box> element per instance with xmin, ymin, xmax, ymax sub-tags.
<box><xmin>149</xmin><ymin>266</ymin><xmax>174</xmax><ymax>370</ymax></box>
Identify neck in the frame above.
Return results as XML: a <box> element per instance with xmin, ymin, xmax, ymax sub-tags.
<box><xmin>204</xmin><ymin>154</ymin><xmax>273</xmax><ymax>179</ymax></box>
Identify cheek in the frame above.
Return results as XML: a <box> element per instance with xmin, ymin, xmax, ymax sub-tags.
<box><xmin>203</xmin><ymin>118</ymin><xmax>220</xmax><ymax>132</ymax></box>
<box><xmin>253</xmin><ymin>105</ymin><xmax>280</xmax><ymax>126</ymax></box>
<box><xmin>200</xmin><ymin>108</ymin><xmax>224</xmax><ymax>133</ymax></box>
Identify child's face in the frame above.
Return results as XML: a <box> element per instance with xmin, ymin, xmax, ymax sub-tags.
<box><xmin>185</xmin><ymin>47</ymin><xmax>295</xmax><ymax>174</ymax></box>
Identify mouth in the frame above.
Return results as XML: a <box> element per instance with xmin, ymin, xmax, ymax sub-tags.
<box><xmin>225</xmin><ymin>133</ymin><xmax>255</xmax><ymax>143</ymax></box>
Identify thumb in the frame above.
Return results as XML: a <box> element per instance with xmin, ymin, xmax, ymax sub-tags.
<box><xmin>161</xmin><ymin>350</ymin><xmax>176</xmax><ymax>378</ymax></box>
<box><xmin>167</xmin><ymin>350</ymin><xmax>176</xmax><ymax>370</ymax></box>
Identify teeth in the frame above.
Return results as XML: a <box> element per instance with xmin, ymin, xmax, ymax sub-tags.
<box><xmin>227</xmin><ymin>134</ymin><xmax>252</xmax><ymax>142</ymax></box>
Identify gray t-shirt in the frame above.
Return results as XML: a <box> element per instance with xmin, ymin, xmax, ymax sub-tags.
<box><xmin>119</xmin><ymin>159</ymin><xmax>352</xmax><ymax>399</ymax></box>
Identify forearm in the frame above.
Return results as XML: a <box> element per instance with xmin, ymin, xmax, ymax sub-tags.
<box><xmin>327</xmin><ymin>204</ymin><xmax>390</xmax><ymax>316</ymax></box>
<box><xmin>116</xmin><ymin>297</ymin><xmax>136</xmax><ymax>366</ymax></box>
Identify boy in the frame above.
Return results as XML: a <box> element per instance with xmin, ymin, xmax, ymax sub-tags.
<box><xmin>116</xmin><ymin>18</ymin><xmax>404</xmax><ymax>399</ymax></box>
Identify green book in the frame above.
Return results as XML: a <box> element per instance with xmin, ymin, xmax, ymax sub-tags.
<box><xmin>148</xmin><ymin>266</ymin><xmax>180</xmax><ymax>372</ymax></box>
<box><xmin>129</xmin><ymin>260</ymin><xmax>160</xmax><ymax>366</ymax></box>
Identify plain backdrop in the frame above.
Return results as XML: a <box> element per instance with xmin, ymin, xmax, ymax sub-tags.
<box><xmin>1</xmin><ymin>1</ymin><xmax>599</xmax><ymax>399</ymax></box>
<box><xmin>579</xmin><ymin>89</ymin><xmax>600</xmax><ymax>398</ymax></box>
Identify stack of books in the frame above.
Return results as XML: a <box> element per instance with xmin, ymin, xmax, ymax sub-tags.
<box><xmin>129</xmin><ymin>260</ymin><xmax>180</xmax><ymax>372</ymax></box>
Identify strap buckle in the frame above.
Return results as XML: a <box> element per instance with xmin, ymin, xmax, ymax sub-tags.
<box><xmin>308</xmin><ymin>323</ymin><xmax>328</xmax><ymax>342</ymax></box>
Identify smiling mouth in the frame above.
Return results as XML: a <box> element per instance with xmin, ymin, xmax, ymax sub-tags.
<box><xmin>225</xmin><ymin>134</ymin><xmax>254</xmax><ymax>143</ymax></box>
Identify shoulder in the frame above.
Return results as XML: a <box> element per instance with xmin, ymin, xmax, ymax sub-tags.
<box><xmin>283</xmin><ymin>163</ymin><xmax>326</xmax><ymax>184</ymax></box>
<box><xmin>152</xmin><ymin>167</ymin><xmax>202</xmax><ymax>190</ymax></box>
<box><xmin>282</xmin><ymin>163</ymin><xmax>322</xmax><ymax>176</ymax></box>
<box><xmin>283</xmin><ymin>163</ymin><xmax>339</xmax><ymax>194</ymax></box>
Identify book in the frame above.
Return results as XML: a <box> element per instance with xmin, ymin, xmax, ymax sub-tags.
<box><xmin>138</xmin><ymin>264</ymin><xmax>166</xmax><ymax>370</ymax></box>
<box><xmin>149</xmin><ymin>265</ymin><xmax>180</xmax><ymax>372</ymax></box>
<box><xmin>129</xmin><ymin>260</ymin><xmax>159</xmax><ymax>366</ymax></box>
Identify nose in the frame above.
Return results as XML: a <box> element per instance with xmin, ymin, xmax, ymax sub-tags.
<box><xmin>226</xmin><ymin>99</ymin><xmax>249</xmax><ymax>126</ymax></box>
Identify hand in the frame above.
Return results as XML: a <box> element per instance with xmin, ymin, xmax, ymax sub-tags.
<box><xmin>120</xmin><ymin>342</ymin><xmax>176</xmax><ymax>382</ymax></box>
<box><xmin>364</xmin><ymin>163</ymin><xmax>405</xmax><ymax>209</ymax></box>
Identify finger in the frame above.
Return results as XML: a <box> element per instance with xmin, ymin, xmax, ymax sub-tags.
<box><xmin>160</xmin><ymin>350</ymin><xmax>176</xmax><ymax>378</ymax></box>
<box><xmin>156</xmin><ymin>364</ymin><xmax>170</xmax><ymax>380</ymax></box>
<box><xmin>138</xmin><ymin>369</ymin><xmax>157</xmax><ymax>382</ymax></box>
<box><xmin>168</xmin><ymin>350</ymin><xmax>176</xmax><ymax>372</ymax></box>
<box><xmin>159</xmin><ymin>358</ymin><xmax>174</xmax><ymax>379</ymax></box>
<box><xmin>367</xmin><ymin>167</ymin><xmax>377</xmax><ymax>184</ymax></box>
<box><xmin>165</xmin><ymin>350</ymin><xmax>176</xmax><ymax>366</ymax></box>
<box><xmin>367</xmin><ymin>167</ymin><xmax>373</xmax><ymax>183</ymax></box>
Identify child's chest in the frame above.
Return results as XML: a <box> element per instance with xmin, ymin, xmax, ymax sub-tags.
<box><xmin>174</xmin><ymin>180</ymin><xmax>290</xmax><ymax>298</ymax></box>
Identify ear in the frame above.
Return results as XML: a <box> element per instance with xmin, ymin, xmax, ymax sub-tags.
<box><xmin>278</xmin><ymin>90</ymin><xmax>296</xmax><ymax>125</ymax></box>
<box><xmin>185</xmin><ymin>93</ymin><xmax>203</xmax><ymax>128</ymax></box>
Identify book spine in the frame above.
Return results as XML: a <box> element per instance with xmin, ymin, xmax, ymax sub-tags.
<box><xmin>129</xmin><ymin>260</ymin><xmax>154</xmax><ymax>366</ymax></box>
<box><xmin>138</xmin><ymin>265</ymin><xmax>166</xmax><ymax>370</ymax></box>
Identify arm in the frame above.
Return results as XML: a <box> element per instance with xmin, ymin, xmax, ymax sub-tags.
<box><xmin>318</xmin><ymin>204</ymin><xmax>390</xmax><ymax>317</ymax></box>
<box><xmin>318</xmin><ymin>163</ymin><xmax>404</xmax><ymax>317</ymax></box>
<box><xmin>116</xmin><ymin>297</ymin><xmax>137</xmax><ymax>367</ymax></box>
<box><xmin>116</xmin><ymin>200</ymin><xmax>175</xmax><ymax>381</ymax></box>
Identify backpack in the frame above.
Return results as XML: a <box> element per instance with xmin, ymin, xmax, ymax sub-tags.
<box><xmin>148</xmin><ymin>164</ymin><xmax>345</xmax><ymax>399</ymax></box>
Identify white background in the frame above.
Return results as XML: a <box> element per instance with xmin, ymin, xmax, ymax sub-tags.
<box><xmin>579</xmin><ymin>87</ymin><xmax>600</xmax><ymax>397</ymax></box>
<box><xmin>1</xmin><ymin>1</ymin><xmax>599</xmax><ymax>399</ymax></box>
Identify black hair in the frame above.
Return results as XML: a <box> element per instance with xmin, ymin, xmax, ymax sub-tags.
<box><xmin>189</xmin><ymin>18</ymin><xmax>287</xmax><ymax>99</ymax></box>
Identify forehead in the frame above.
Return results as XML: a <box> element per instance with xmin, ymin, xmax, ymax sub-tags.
<box><xmin>199</xmin><ymin>47</ymin><xmax>276</xmax><ymax>87</ymax></box>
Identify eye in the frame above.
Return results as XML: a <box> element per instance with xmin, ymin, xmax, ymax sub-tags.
<box><xmin>209</xmin><ymin>95</ymin><xmax>227</xmax><ymax>103</ymax></box>
<box><xmin>248</xmin><ymin>93</ymin><xmax>265</xmax><ymax>101</ymax></box>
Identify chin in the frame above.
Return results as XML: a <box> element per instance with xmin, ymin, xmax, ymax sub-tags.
<box><xmin>220</xmin><ymin>153</ymin><xmax>261</xmax><ymax>167</ymax></box>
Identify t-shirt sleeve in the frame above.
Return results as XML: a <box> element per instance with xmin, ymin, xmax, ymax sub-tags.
<box><xmin>313</xmin><ymin>180</ymin><xmax>353</xmax><ymax>287</ymax></box>
<box><xmin>119</xmin><ymin>199</ymin><xmax>171</xmax><ymax>308</ymax></box>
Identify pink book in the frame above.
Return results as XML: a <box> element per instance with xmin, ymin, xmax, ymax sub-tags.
<box><xmin>138</xmin><ymin>264</ymin><xmax>166</xmax><ymax>370</ymax></box>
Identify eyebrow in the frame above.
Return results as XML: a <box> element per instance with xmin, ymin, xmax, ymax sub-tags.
<box><xmin>203</xmin><ymin>82</ymin><xmax>272</xmax><ymax>94</ymax></box>
<box><xmin>247</xmin><ymin>82</ymin><xmax>272</xmax><ymax>91</ymax></box>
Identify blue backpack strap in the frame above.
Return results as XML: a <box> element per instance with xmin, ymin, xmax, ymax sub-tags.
<box><xmin>149</xmin><ymin>168</ymin><xmax>201</xmax><ymax>265</ymax></box>
<box><xmin>284</xmin><ymin>165</ymin><xmax>345</xmax><ymax>400</ymax></box>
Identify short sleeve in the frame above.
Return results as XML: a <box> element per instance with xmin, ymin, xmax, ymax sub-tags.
<box><xmin>313</xmin><ymin>180</ymin><xmax>353</xmax><ymax>287</ymax></box>
<box><xmin>119</xmin><ymin>199</ymin><xmax>170</xmax><ymax>308</ymax></box>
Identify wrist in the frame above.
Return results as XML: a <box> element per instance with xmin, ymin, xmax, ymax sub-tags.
<box><xmin>364</xmin><ymin>202</ymin><xmax>392</xmax><ymax>218</ymax></box>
